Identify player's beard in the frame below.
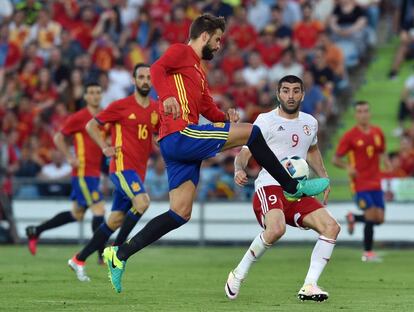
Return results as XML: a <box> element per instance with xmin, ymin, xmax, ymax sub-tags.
<box><xmin>136</xmin><ymin>85</ymin><xmax>150</xmax><ymax>96</ymax></box>
<box><xmin>279</xmin><ymin>99</ymin><xmax>301</xmax><ymax>114</ymax></box>
<box><xmin>201</xmin><ymin>41</ymin><xmax>216</xmax><ymax>60</ymax></box>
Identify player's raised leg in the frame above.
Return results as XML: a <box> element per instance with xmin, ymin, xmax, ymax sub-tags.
<box><xmin>298</xmin><ymin>208</ymin><xmax>340</xmax><ymax>302</ymax></box>
<box><xmin>222</xmin><ymin>122</ymin><xmax>330</xmax><ymax>198</ymax></box>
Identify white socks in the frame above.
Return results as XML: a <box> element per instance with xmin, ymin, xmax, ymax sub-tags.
<box><xmin>234</xmin><ymin>232</ymin><xmax>272</xmax><ymax>279</ymax></box>
<box><xmin>304</xmin><ymin>235</ymin><xmax>336</xmax><ymax>286</ymax></box>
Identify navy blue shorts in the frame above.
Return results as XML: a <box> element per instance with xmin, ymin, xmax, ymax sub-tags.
<box><xmin>110</xmin><ymin>170</ymin><xmax>146</xmax><ymax>212</ymax></box>
<box><xmin>70</xmin><ymin>176</ymin><xmax>103</xmax><ymax>209</ymax></box>
<box><xmin>160</xmin><ymin>123</ymin><xmax>230</xmax><ymax>190</ymax></box>
<box><xmin>355</xmin><ymin>190</ymin><xmax>385</xmax><ymax>210</ymax></box>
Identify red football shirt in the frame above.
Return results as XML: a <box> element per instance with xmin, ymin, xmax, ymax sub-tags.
<box><xmin>95</xmin><ymin>96</ymin><xmax>159</xmax><ymax>180</ymax></box>
<box><xmin>61</xmin><ymin>107</ymin><xmax>103</xmax><ymax>177</ymax></box>
<box><xmin>335</xmin><ymin>125</ymin><xmax>386</xmax><ymax>192</ymax></box>
<box><xmin>150</xmin><ymin>44</ymin><xmax>226</xmax><ymax>139</ymax></box>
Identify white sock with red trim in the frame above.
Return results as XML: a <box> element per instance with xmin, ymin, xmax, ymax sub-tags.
<box><xmin>234</xmin><ymin>232</ymin><xmax>272</xmax><ymax>279</ymax></box>
<box><xmin>304</xmin><ymin>235</ymin><xmax>336</xmax><ymax>285</ymax></box>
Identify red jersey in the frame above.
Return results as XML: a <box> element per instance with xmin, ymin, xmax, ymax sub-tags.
<box><xmin>95</xmin><ymin>95</ymin><xmax>160</xmax><ymax>180</ymax></box>
<box><xmin>151</xmin><ymin>44</ymin><xmax>226</xmax><ymax>139</ymax></box>
<box><xmin>335</xmin><ymin>125</ymin><xmax>386</xmax><ymax>192</ymax></box>
<box><xmin>60</xmin><ymin>108</ymin><xmax>103</xmax><ymax>177</ymax></box>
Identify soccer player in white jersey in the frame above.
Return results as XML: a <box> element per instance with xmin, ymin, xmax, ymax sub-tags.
<box><xmin>225</xmin><ymin>75</ymin><xmax>340</xmax><ymax>302</ymax></box>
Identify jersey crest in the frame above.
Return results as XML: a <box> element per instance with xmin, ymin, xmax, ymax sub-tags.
<box><xmin>151</xmin><ymin>111</ymin><xmax>159</xmax><ymax>126</ymax></box>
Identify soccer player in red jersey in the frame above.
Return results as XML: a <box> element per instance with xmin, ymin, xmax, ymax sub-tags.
<box><xmin>25</xmin><ymin>83</ymin><xmax>106</xmax><ymax>260</ymax></box>
<box><xmin>333</xmin><ymin>101</ymin><xmax>389</xmax><ymax>262</ymax></box>
<box><xmin>67</xmin><ymin>64</ymin><xmax>160</xmax><ymax>282</ymax></box>
<box><xmin>103</xmin><ymin>14</ymin><xmax>329</xmax><ymax>293</ymax></box>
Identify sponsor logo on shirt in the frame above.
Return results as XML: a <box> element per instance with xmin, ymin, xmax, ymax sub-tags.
<box><xmin>128</xmin><ymin>113</ymin><xmax>137</xmax><ymax>120</ymax></box>
<box><xmin>277</xmin><ymin>126</ymin><xmax>285</xmax><ymax>131</ymax></box>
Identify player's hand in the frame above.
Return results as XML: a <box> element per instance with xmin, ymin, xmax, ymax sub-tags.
<box><xmin>226</xmin><ymin>108</ymin><xmax>239</xmax><ymax>123</ymax></box>
<box><xmin>234</xmin><ymin>169</ymin><xmax>248</xmax><ymax>186</ymax></box>
<box><xmin>102</xmin><ymin>146</ymin><xmax>116</xmax><ymax>157</ymax></box>
<box><xmin>347</xmin><ymin>166</ymin><xmax>357</xmax><ymax>179</ymax></box>
<box><xmin>67</xmin><ymin>156</ymin><xmax>79</xmax><ymax>168</ymax></box>
<box><xmin>322</xmin><ymin>185</ymin><xmax>330</xmax><ymax>206</ymax></box>
<box><xmin>163</xmin><ymin>97</ymin><xmax>181</xmax><ymax>120</ymax></box>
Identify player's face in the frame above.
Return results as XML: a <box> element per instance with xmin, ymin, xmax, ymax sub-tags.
<box><xmin>355</xmin><ymin>104</ymin><xmax>370</xmax><ymax>126</ymax></box>
<box><xmin>134</xmin><ymin>66</ymin><xmax>151</xmax><ymax>96</ymax></box>
<box><xmin>202</xmin><ymin>29</ymin><xmax>223</xmax><ymax>60</ymax></box>
<box><xmin>84</xmin><ymin>86</ymin><xmax>102</xmax><ymax>108</ymax></box>
<box><xmin>277</xmin><ymin>82</ymin><xmax>304</xmax><ymax>114</ymax></box>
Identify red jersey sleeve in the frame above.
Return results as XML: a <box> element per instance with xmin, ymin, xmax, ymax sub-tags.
<box><xmin>95</xmin><ymin>100</ymin><xmax>123</xmax><ymax>124</ymax></box>
<box><xmin>199</xmin><ymin>85</ymin><xmax>226</xmax><ymax>122</ymax></box>
<box><xmin>60</xmin><ymin>114</ymin><xmax>82</xmax><ymax>136</ymax></box>
<box><xmin>376</xmin><ymin>128</ymin><xmax>386</xmax><ymax>153</ymax></box>
<box><xmin>335</xmin><ymin>131</ymin><xmax>351</xmax><ymax>157</ymax></box>
<box><xmin>150</xmin><ymin>44</ymin><xmax>193</xmax><ymax>102</ymax></box>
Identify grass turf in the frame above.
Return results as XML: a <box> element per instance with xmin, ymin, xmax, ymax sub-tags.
<box><xmin>1</xmin><ymin>245</ymin><xmax>413</xmax><ymax>311</ymax></box>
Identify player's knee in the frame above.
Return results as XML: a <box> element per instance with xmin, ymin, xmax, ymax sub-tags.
<box><xmin>133</xmin><ymin>195</ymin><xmax>150</xmax><ymax>214</ymax></box>
<box><xmin>72</xmin><ymin>209</ymin><xmax>85</xmax><ymax>221</ymax></box>
<box><xmin>107</xmin><ymin>215</ymin><xmax>124</xmax><ymax>230</ymax></box>
<box><xmin>324</xmin><ymin>219</ymin><xmax>341</xmax><ymax>238</ymax></box>
<box><xmin>91</xmin><ymin>203</ymin><xmax>105</xmax><ymax>216</ymax></box>
<box><xmin>265</xmin><ymin>225</ymin><xmax>285</xmax><ymax>243</ymax></box>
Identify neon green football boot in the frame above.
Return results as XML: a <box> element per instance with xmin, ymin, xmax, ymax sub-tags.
<box><xmin>284</xmin><ymin>178</ymin><xmax>330</xmax><ymax>200</ymax></box>
<box><xmin>103</xmin><ymin>246</ymin><xmax>126</xmax><ymax>293</ymax></box>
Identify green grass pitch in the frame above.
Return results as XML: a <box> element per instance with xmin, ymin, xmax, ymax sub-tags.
<box><xmin>1</xmin><ymin>245</ymin><xmax>413</xmax><ymax>311</ymax></box>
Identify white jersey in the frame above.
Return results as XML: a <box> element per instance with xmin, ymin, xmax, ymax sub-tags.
<box><xmin>252</xmin><ymin>108</ymin><xmax>318</xmax><ymax>191</ymax></box>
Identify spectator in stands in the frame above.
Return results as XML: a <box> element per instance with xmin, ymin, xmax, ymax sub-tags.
<box><xmin>145</xmin><ymin>154</ymin><xmax>169</xmax><ymax>201</ymax></box>
<box><xmin>8</xmin><ymin>10</ymin><xmax>31</xmax><ymax>51</ymax></box>
<box><xmin>268</xmin><ymin>5</ymin><xmax>293</xmax><ymax>49</ymax></box>
<box><xmin>88</xmin><ymin>33</ymin><xmax>121</xmax><ymax>71</ymax></box>
<box><xmin>30</xmin><ymin>67</ymin><xmax>58</xmax><ymax>114</ymax></box>
<box><xmin>255</xmin><ymin>25</ymin><xmax>283</xmax><ymax>67</ymax></box>
<box><xmin>29</xmin><ymin>8</ymin><xmax>62</xmax><ymax>60</ymax></box>
<box><xmin>0</xmin><ymin>23</ymin><xmax>22</xmax><ymax>74</ymax></box>
<box><xmin>121</xmin><ymin>8</ymin><xmax>158</xmax><ymax>49</ymax></box>
<box><xmin>389</xmin><ymin>6</ymin><xmax>414</xmax><ymax>79</ymax></box>
<box><xmin>59</xmin><ymin>29</ymin><xmax>84</xmax><ymax>66</ymax></box>
<box><xmin>203</xmin><ymin>0</ymin><xmax>234</xmax><ymax>20</ymax></box>
<box><xmin>211</xmin><ymin>156</ymin><xmax>241</xmax><ymax>200</ymax></box>
<box><xmin>227</xmin><ymin>69</ymin><xmax>258</xmax><ymax>112</ymax></box>
<box><xmin>15</xmin><ymin>0</ymin><xmax>43</xmax><ymax>26</ymax></box>
<box><xmin>66</xmin><ymin>68</ymin><xmax>84</xmax><ymax>112</ymax></box>
<box><xmin>48</xmin><ymin>48</ymin><xmax>70</xmax><ymax>95</ymax></box>
<box><xmin>242</xmin><ymin>51</ymin><xmax>268</xmax><ymax>89</ymax></box>
<box><xmin>163</xmin><ymin>5</ymin><xmax>192</xmax><ymax>44</ymax></box>
<box><xmin>278</xmin><ymin>0</ymin><xmax>302</xmax><ymax>27</ymax></box>
<box><xmin>317</xmin><ymin>32</ymin><xmax>346</xmax><ymax>83</ymax></box>
<box><xmin>92</xmin><ymin>7</ymin><xmax>123</xmax><ymax>44</ymax></box>
<box><xmin>220</xmin><ymin>39</ymin><xmax>245</xmax><ymax>82</ymax></box>
<box><xmin>395</xmin><ymin>73</ymin><xmax>414</xmax><ymax>136</ymax></box>
<box><xmin>226</xmin><ymin>6</ymin><xmax>257</xmax><ymax>53</ymax></box>
<box><xmin>37</xmin><ymin>149</ymin><xmax>71</xmax><ymax>196</ymax></box>
<box><xmin>15</xmin><ymin>142</ymin><xmax>42</xmax><ymax>185</ymax></box>
<box><xmin>70</xmin><ymin>5</ymin><xmax>96</xmax><ymax>51</ymax></box>
<box><xmin>247</xmin><ymin>0</ymin><xmax>271</xmax><ymax>32</ymax></box>
<box><xmin>293</xmin><ymin>2</ymin><xmax>324</xmax><ymax>62</ymax></box>
<box><xmin>398</xmin><ymin>135</ymin><xmax>414</xmax><ymax>176</ymax></box>
<box><xmin>301</xmin><ymin>70</ymin><xmax>325</xmax><ymax>125</ymax></box>
<box><xmin>313</xmin><ymin>0</ymin><xmax>335</xmax><ymax>24</ymax></box>
<box><xmin>329</xmin><ymin>0</ymin><xmax>368</xmax><ymax>67</ymax></box>
<box><xmin>51</xmin><ymin>0</ymin><xmax>79</xmax><ymax>31</ymax></box>
<box><xmin>268</xmin><ymin>47</ymin><xmax>304</xmax><ymax>83</ymax></box>
<box><xmin>98</xmin><ymin>71</ymin><xmax>125</xmax><ymax>109</ymax></box>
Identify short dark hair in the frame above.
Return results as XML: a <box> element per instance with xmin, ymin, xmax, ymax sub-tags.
<box><xmin>85</xmin><ymin>82</ymin><xmax>101</xmax><ymax>93</ymax></box>
<box><xmin>189</xmin><ymin>14</ymin><xmax>225</xmax><ymax>40</ymax></box>
<box><xmin>133</xmin><ymin>63</ymin><xmax>150</xmax><ymax>78</ymax></box>
<box><xmin>277</xmin><ymin>75</ymin><xmax>304</xmax><ymax>92</ymax></box>
<box><xmin>354</xmin><ymin>100</ymin><xmax>369</xmax><ymax>107</ymax></box>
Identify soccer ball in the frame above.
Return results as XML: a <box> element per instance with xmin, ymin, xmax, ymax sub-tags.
<box><xmin>280</xmin><ymin>156</ymin><xmax>309</xmax><ymax>180</ymax></box>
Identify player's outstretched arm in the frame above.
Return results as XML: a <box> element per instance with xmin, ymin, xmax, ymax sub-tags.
<box><xmin>234</xmin><ymin>147</ymin><xmax>252</xmax><ymax>186</ymax></box>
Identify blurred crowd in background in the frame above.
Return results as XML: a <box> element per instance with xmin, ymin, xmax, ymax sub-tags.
<box><xmin>0</xmin><ymin>0</ymin><xmax>413</xmax><ymax>203</ymax></box>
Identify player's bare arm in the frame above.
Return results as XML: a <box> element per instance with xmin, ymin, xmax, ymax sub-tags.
<box><xmin>86</xmin><ymin>119</ymin><xmax>116</xmax><ymax>157</ymax></box>
<box><xmin>307</xmin><ymin>144</ymin><xmax>330</xmax><ymax>204</ymax></box>
<box><xmin>234</xmin><ymin>147</ymin><xmax>252</xmax><ymax>186</ymax></box>
<box><xmin>332</xmin><ymin>154</ymin><xmax>356</xmax><ymax>178</ymax></box>
<box><xmin>163</xmin><ymin>97</ymin><xmax>181</xmax><ymax>120</ymax></box>
<box><xmin>53</xmin><ymin>132</ymin><xmax>78</xmax><ymax>168</ymax></box>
